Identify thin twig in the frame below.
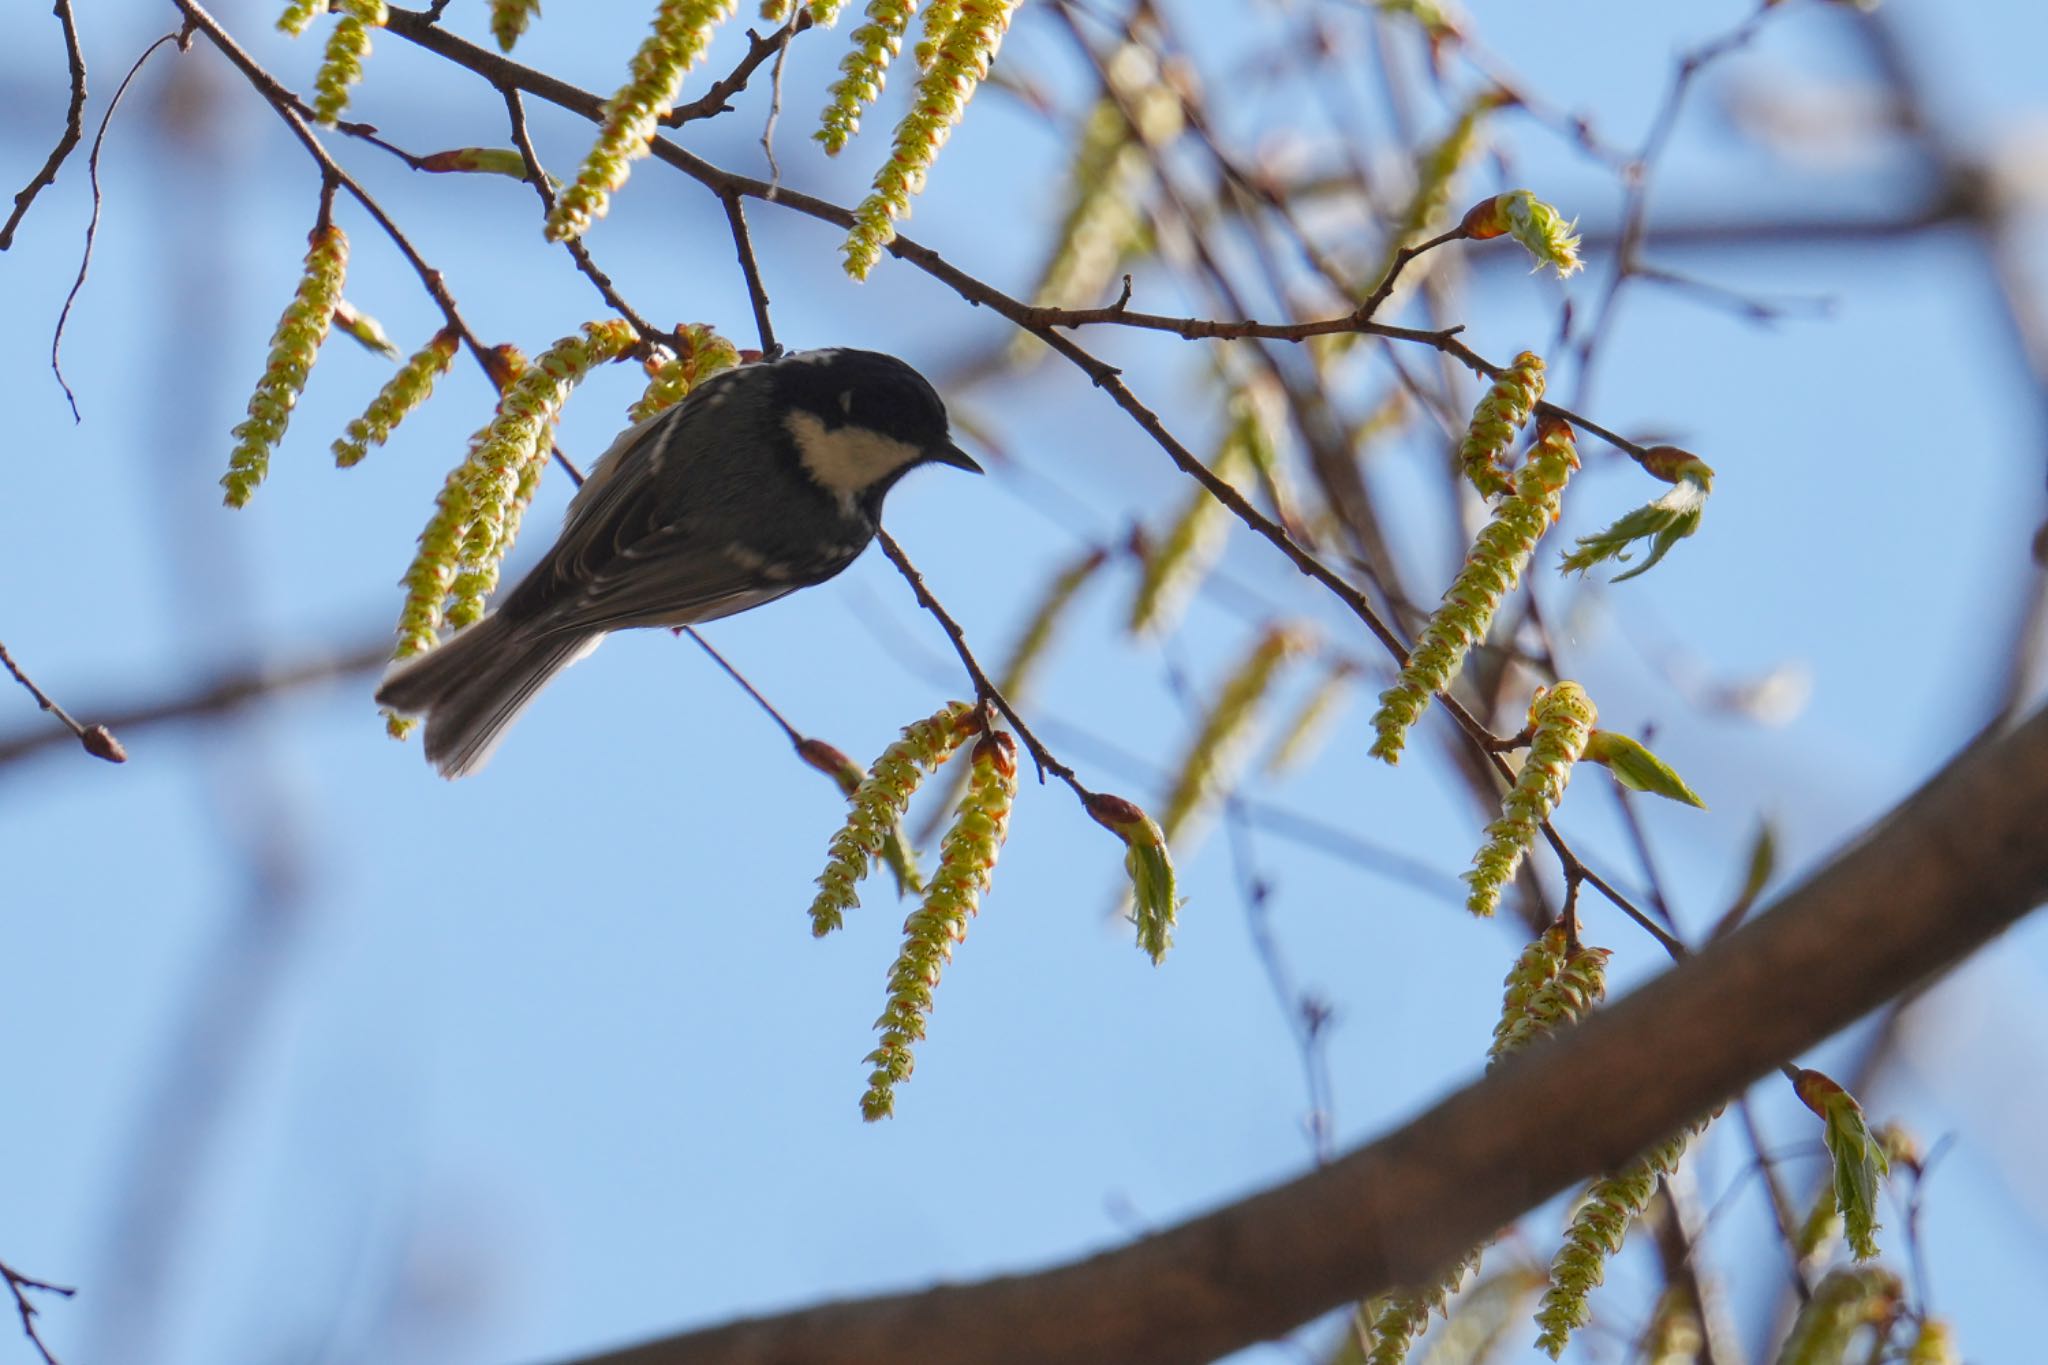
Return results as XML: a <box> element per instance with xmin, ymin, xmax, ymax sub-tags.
<box><xmin>721</xmin><ymin>191</ymin><xmax>780</xmax><ymax>358</ymax></box>
<box><xmin>0</xmin><ymin>0</ymin><xmax>88</xmax><ymax>250</ymax></box>
<box><xmin>50</xmin><ymin>30</ymin><xmax>185</xmax><ymax>421</ymax></box>
<box><xmin>662</xmin><ymin>12</ymin><xmax>812</xmax><ymax>127</ymax></box>
<box><xmin>174</xmin><ymin>1</ymin><xmax>494</xmax><ymax>374</ymax></box>
<box><xmin>874</xmin><ymin>529</ymin><xmax>1092</xmax><ymax>801</ymax></box>
<box><xmin>0</xmin><ymin>1258</ymin><xmax>75</xmax><ymax>1365</ymax></box>
<box><xmin>500</xmin><ymin>87</ymin><xmax>664</xmax><ymax>344</ymax></box>
<box><xmin>0</xmin><ymin>637</ymin><xmax>126</xmax><ymax>763</ymax></box>
<box><xmin>678</xmin><ymin>628</ymin><xmax>802</xmax><ymax>747</ymax></box>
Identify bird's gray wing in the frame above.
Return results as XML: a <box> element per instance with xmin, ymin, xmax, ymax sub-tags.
<box><xmin>500</xmin><ymin>373</ymin><xmax>798</xmax><ymax>632</ymax></box>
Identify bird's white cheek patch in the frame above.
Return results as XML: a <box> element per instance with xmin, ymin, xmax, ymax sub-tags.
<box><xmin>787</xmin><ymin>411</ymin><xmax>923</xmax><ymax>506</ymax></box>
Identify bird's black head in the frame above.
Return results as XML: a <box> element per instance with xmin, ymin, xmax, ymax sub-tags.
<box><xmin>770</xmin><ymin>348</ymin><xmax>981</xmax><ymax>514</ymax></box>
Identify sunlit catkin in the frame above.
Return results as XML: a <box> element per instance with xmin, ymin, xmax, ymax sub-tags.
<box><xmin>862</xmin><ymin>729</ymin><xmax>1017</xmax><ymax>1120</ymax></box>
<box><xmin>797</xmin><ymin>737</ymin><xmax>924</xmax><ymax>897</ymax></box>
<box><xmin>816</xmin><ymin>0</ymin><xmax>918</xmax><ymax>156</ymax></box>
<box><xmin>278</xmin><ymin>0</ymin><xmax>322</xmax><ymax>36</ymax></box>
<box><xmin>1464</xmin><ymin>682</ymin><xmax>1597</xmax><ymax>918</ymax></box>
<box><xmin>1534</xmin><ymin>1114</ymin><xmax>1715</xmax><ymax>1358</ymax></box>
<box><xmin>913</xmin><ymin>0</ymin><xmax>961</xmax><ymax>66</ymax></box>
<box><xmin>842</xmin><ymin>0</ymin><xmax>1020</xmax><ymax>278</ymax></box>
<box><xmin>546</xmin><ymin>0</ymin><xmax>739</xmax><ymax>241</ymax></box>
<box><xmin>1457</xmin><ymin>351</ymin><xmax>1545</xmax><ymax>500</ymax></box>
<box><xmin>445</xmin><ymin>320</ymin><xmax>639</xmax><ymax>627</ymax></box>
<box><xmin>312</xmin><ymin>0</ymin><xmax>388</xmax><ymax>126</ymax></box>
<box><xmin>1370</xmin><ymin>933</ymin><xmax>1605</xmax><ymax>1365</ymax></box>
<box><xmin>1369</xmin><ymin>416</ymin><xmax>1579</xmax><ymax>764</ymax></box>
<box><xmin>390</xmin><ymin>347</ymin><xmax>528</xmax><ymax>677</ymax></box>
<box><xmin>222</xmin><ymin>224</ymin><xmax>349</xmax><ymax>507</ymax></box>
<box><xmin>809</xmin><ymin>700</ymin><xmax>975</xmax><ymax>936</ymax></box>
<box><xmin>334</xmin><ymin>327</ymin><xmax>458</xmax><ymax>467</ymax></box>
<box><xmin>490</xmin><ymin>0</ymin><xmax>542</xmax><ymax>50</ymax></box>
<box><xmin>627</xmin><ymin>324</ymin><xmax>740</xmax><ymax>421</ymax></box>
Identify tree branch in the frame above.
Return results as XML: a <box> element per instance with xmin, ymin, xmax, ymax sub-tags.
<box><xmin>0</xmin><ymin>0</ymin><xmax>87</xmax><ymax>250</ymax></box>
<box><xmin>0</xmin><ymin>636</ymin><xmax>127</xmax><ymax>763</ymax></box>
<box><xmin>560</xmin><ymin>707</ymin><xmax>2048</xmax><ymax>1365</ymax></box>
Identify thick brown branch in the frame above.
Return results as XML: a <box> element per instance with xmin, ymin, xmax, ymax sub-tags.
<box><xmin>562</xmin><ymin>707</ymin><xmax>2048</xmax><ymax>1365</ymax></box>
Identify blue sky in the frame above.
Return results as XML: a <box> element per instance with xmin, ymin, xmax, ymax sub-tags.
<box><xmin>2</xmin><ymin>2</ymin><xmax>2045</xmax><ymax>1362</ymax></box>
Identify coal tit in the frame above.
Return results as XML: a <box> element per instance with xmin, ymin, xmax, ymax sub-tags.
<box><xmin>377</xmin><ymin>347</ymin><xmax>981</xmax><ymax>779</ymax></box>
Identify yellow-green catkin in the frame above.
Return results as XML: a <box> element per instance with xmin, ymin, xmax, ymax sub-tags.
<box><xmin>1369</xmin><ymin>416</ymin><xmax>1580</xmax><ymax>763</ymax></box>
<box><xmin>444</xmin><ymin>319</ymin><xmax>638</xmax><ymax>627</ymax></box>
<box><xmin>1774</xmin><ymin>1267</ymin><xmax>1901</xmax><ymax>1365</ymax></box>
<box><xmin>222</xmin><ymin>224</ymin><xmax>350</xmax><ymax>507</ymax></box>
<box><xmin>862</xmin><ymin>728</ymin><xmax>1017</xmax><ymax>1120</ymax></box>
<box><xmin>1464</xmin><ymin>681</ymin><xmax>1597</xmax><ymax>918</ymax></box>
<box><xmin>627</xmin><ymin>324</ymin><xmax>740</xmax><ymax>421</ymax></box>
<box><xmin>389</xmin><ymin>347</ymin><xmax>528</xmax><ymax>682</ymax></box>
<box><xmin>913</xmin><ymin>0</ymin><xmax>960</xmax><ymax>66</ymax></box>
<box><xmin>816</xmin><ymin>0</ymin><xmax>918</xmax><ymax>156</ymax></box>
<box><xmin>547</xmin><ymin>0</ymin><xmax>739</xmax><ymax>241</ymax></box>
<box><xmin>278</xmin><ymin>0</ymin><xmax>322</xmax><ymax>37</ymax></box>
<box><xmin>808</xmin><ymin>0</ymin><xmax>850</xmax><ymax>20</ymax></box>
<box><xmin>1131</xmin><ymin>382</ymin><xmax>1282</xmax><ymax>636</ymax></box>
<box><xmin>1457</xmin><ymin>352</ymin><xmax>1545</xmax><ymax>500</ymax></box>
<box><xmin>1014</xmin><ymin>39</ymin><xmax>1180</xmax><ymax>349</ymax></box>
<box><xmin>798</xmin><ymin>737</ymin><xmax>924</xmax><ymax>896</ymax></box>
<box><xmin>1369</xmin><ymin>936</ymin><xmax>1606</xmax><ymax>1365</ymax></box>
<box><xmin>1487</xmin><ymin>924</ymin><xmax>1567</xmax><ymax>1063</ymax></box>
<box><xmin>1264</xmin><ymin>661</ymin><xmax>1356</xmax><ymax>777</ymax></box>
<box><xmin>841</xmin><ymin>0</ymin><xmax>1021</xmax><ymax>278</ymax></box>
<box><xmin>1159</xmin><ymin>624</ymin><xmax>1312</xmax><ymax>845</ymax></box>
<box><xmin>334</xmin><ymin>327</ymin><xmax>458</xmax><ymax>467</ymax></box>
<box><xmin>913</xmin><ymin>544</ymin><xmax>1105</xmax><ymax>849</ymax></box>
<box><xmin>312</xmin><ymin>0</ymin><xmax>388</xmax><ymax>126</ymax></box>
<box><xmin>1534</xmin><ymin>1114</ymin><xmax>1715</xmax><ymax>1358</ymax></box>
<box><xmin>1905</xmin><ymin>1319</ymin><xmax>1959</xmax><ymax>1365</ymax></box>
<box><xmin>809</xmin><ymin>700</ymin><xmax>975</xmax><ymax>935</ymax></box>
<box><xmin>490</xmin><ymin>0</ymin><xmax>542</xmax><ymax>51</ymax></box>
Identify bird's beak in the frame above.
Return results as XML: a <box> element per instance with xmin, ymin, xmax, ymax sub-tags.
<box><xmin>930</xmin><ymin>439</ymin><xmax>984</xmax><ymax>474</ymax></box>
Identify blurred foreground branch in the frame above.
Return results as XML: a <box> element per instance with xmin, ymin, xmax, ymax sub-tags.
<box><xmin>0</xmin><ymin>638</ymin><xmax>386</xmax><ymax>769</ymax></box>
<box><xmin>567</xmin><ymin>707</ymin><xmax>2048</xmax><ymax>1365</ymax></box>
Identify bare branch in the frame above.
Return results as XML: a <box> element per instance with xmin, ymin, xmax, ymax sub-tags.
<box><xmin>0</xmin><ymin>636</ymin><xmax>126</xmax><ymax>764</ymax></box>
<box><xmin>0</xmin><ymin>0</ymin><xmax>88</xmax><ymax>250</ymax></box>
<box><xmin>0</xmin><ymin>1257</ymin><xmax>74</xmax><ymax>1365</ymax></box>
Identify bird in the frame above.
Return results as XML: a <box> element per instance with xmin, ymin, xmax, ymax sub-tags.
<box><xmin>377</xmin><ymin>347</ymin><xmax>981</xmax><ymax>779</ymax></box>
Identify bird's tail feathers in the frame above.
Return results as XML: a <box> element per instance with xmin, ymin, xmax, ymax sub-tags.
<box><xmin>376</xmin><ymin>614</ymin><xmax>600</xmax><ymax>779</ymax></box>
